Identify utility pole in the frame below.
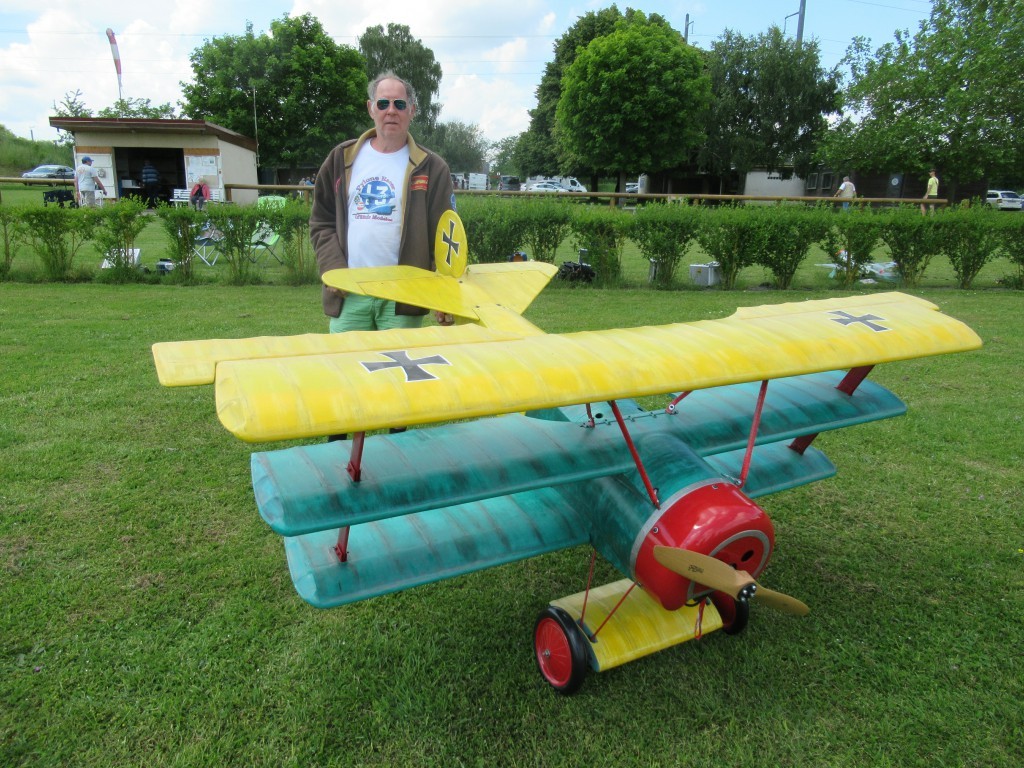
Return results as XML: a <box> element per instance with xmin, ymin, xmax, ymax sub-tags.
<box><xmin>796</xmin><ymin>0</ymin><xmax>806</xmax><ymax>47</ymax></box>
<box><xmin>684</xmin><ymin>13</ymin><xmax>694</xmax><ymax>44</ymax></box>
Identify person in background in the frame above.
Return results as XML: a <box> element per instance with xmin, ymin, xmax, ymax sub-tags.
<box><xmin>833</xmin><ymin>175</ymin><xmax>856</xmax><ymax>211</ymax></box>
<box><xmin>921</xmin><ymin>169</ymin><xmax>939</xmax><ymax>215</ymax></box>
<box><xmin>75</xmin><ymin>156</ymin><xmax>106</xmax><ymax>207</ymax></box>
<box><xmin>189</xmin><ymin>177</ymin><xmax>211</xmax><ymax>211</ymax></box>
<box><xmin>141</xmin><ymin>160</ymin><xmax>160</xmax><ymax>207</ymax></box>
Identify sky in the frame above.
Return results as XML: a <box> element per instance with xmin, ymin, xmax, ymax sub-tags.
<box><xmin>0</xmin><ymin>0</ymin><xmax>935</xmax><ymax>149</ymax></box>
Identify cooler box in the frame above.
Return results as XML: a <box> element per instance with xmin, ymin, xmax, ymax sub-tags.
<box><xmin>689</xmin><ymin>263</ymin><xmax>721</xmax><ymax>287</ymax></box>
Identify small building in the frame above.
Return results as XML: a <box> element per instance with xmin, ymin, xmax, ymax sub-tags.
<box><xmin>48</xmin><ymin>117</ymin><xmax>258</xmax><ymax>205</ymax></box>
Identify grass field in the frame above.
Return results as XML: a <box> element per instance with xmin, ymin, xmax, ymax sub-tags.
<box><xmin>1</xmin><ymin>277</ymin><xmax>1021</xmax><ymax>767</ymax></box>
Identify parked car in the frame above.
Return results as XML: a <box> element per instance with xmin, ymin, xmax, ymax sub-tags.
<box><xmin>625</xmin><ymin>182</ymin><xmax>639</xmax><ymax>194</ymax></box>
<box><xmin>498</xmin><ymin>175</ymin><xmax>521</xmax><ymax>191</ymax></box>
<box><xmin>21</xmin><ymin>164</ymin><xmax>75</xmax><ymax>184</ymax></box>
<box><xmin>526</xmin><ymin>181</ymin><xmax>564</xmax><ymax>193</ymax></box>
<box><xmin>986</xmin><ymin>190</ymin><xmax>1022</xmax><ymax>211</ymax></box>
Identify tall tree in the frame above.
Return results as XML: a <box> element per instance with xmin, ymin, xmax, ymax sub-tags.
<box><xmin>820</xmin><ymin>0</ymin><xmax>1024</xmax><ymax>191</ymax></box>
<box><xmin>181</xmin><ymin>15</ymin><xmax>367</xmax><ymax>170</ymax></box>
<box><xmin>556</xmin><ymin>21</ymin><xmax>711</xmax><ymax>189</ymax></box>
<box><xmin>358</xmin><ymin>23</ymin><xmax>443</xmax><ymax>131</ymax></box>
<box><xmin>703</xmin><ymin>27</ymin><xmax>839</xmax><ymax>180</ymax></box>
<box><xmin>419</xmin><ymin>120</ymin><xmax>488</xmax><ymax>172</ymax></box>
<box><xmin>520</xmin><ymin>6</ymin><xmax>627</xmax><ymax>177</ymax></box>
<box><xmin>98</xmin><ymin>97</ymin><xmax>177</xmax><ymax>119</ymax></box>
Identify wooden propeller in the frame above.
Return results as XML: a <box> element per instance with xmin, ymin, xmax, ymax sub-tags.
<box><xmin>652</xmin><ymin>546</ymin><xmax>810</xmax><ymax>616</ymax></box>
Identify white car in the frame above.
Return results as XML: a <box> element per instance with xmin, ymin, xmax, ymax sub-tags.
<box><xmin>986</xmin><ymin>190</ymin><xmax>1022</xmax><ymax>211</ymax></box>
<box><xmin>527</xmin><ymin>181</ymin><xmax>564</xmax><ymax>193</ymax></box>
<box><xmin>625</xmin><ymin>182</ymin><xmax>639</xmax><ymax>194</ymax></box>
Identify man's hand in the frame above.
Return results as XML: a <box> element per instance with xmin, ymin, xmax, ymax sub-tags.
<box><xmin>435</xmin><ymin>311</ymin><xmax>454</xmax><ymax>326</ymax></box>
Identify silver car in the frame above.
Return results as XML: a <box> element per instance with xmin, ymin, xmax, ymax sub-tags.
<box><xmin>986</xmin><ymin>190</ymin><xmax>1022</xmax><ymax>211</ymax></box>
<box><xmin>21</xmin><ymin>164</ymin><xmax>75</xmax><ymax>184</ymax></box>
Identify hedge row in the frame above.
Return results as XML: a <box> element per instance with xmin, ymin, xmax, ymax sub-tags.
<box><xmin>0</xmin><ymin>197</ymin><xmax>316</xmax><ymax>285</ymax></box>
<box><xmin>3</xmin><ymin>196</ymin><xmax>1023</xmax><ymax>290</ymax></box>
<box><xmin>458</xmin><ymin>197</ymin><xmax>1024</xmax><ymax>290</ymax></box>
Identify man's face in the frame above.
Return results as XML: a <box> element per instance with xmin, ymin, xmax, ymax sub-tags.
<box><xmin>368</xmin><ymin>79</ymin><xmax>415</xmax><ymax>143</ymax></box>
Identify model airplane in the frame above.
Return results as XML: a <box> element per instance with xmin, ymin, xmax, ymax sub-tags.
<box><xmin>152</xmin><ymin>212</ymin><xmax>981</xmax><ymax>693</ymax></box>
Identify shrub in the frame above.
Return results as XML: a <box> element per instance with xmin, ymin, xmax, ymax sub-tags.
<box><xmin>993</xmin><ymin>208</ymin><xmax>1024</xmax><ymax>288</ymax></box>
<box><xmin>156</xmin><ymin>204</ymin><xmax>207</xmax><ymax>282</ymax></box>
<box><xmin>457</xmin><ymin>196</ymin><xmax>528</xmax><ymax>264</ymax></box>
<box><xmin>567</xmin><ymin>204</ymin><xmax>631</xmax><ymax>286</ymax></box>
<box><xmin>817</xmin><ymin>206</ymin><xmax>885</xmax><ymax>288</ymax></box>
<box><xmin>878</xmin><ymin>205</ymin><xmax>941</xmax><ymax>288</ymax></box>
<box><xmin>935</xmin><ymin>202</ymin><xmax>1003</xmax><ymax>289</ymax></box>
<box><xmin>694</xmin><ymin>205</ymin><xmax>762</xmax><ymax>290</ymax></box>
<box><xmin>753</xmin><ymin>206</ymin><xmax>830</xmax><ymax>290</ymax></box>
<box><xmin>277</xmin><ymin>198</ymin><xmax>318</xmax><ymax>285</ymax></box>
<box><xmin>91</xmin><ymin>197</ymin><xmax>149</xmax><ymax>282</ymax></box>
<box><xmin>517</xmin><ymin>198</ymin><xmax>571</xmax><ymax>264</ymax></box>
<box><xmin>630</xmin><ymin>202</ymin><xmax>700</xmax><ymax>287</ymax></box>
<box><xmin>0</xmin><ymin>205</ymin><xmax>28</xmax><ymax>279</ymax></box>
<box><xmin>20</xmin><ymin>206</ymin><xmax>98</xmax><ymax>281</ymax></box>
<box><xmin>203</xmin><ymin>205</ymin><xmax>266</xmax><ymax>285</ymax></box>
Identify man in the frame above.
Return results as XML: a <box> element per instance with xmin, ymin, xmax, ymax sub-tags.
<box><xmin>921</xmin><ymin>169</ymin><xmax>939</xmax><ymax>215</ymax></box>
<box><xmin>75</xmin><ymin>156</ymin><xmax>106</xmax><ymax>208</ymax></box>
<box><xmin>833</xmin><ymin>175</ymin><xmax>856</xmax><ymax>211</ymax></box>
<box><xmin>310</xmin><ymin>71</ymin><xmax>456</xmax><ymax>334</ymax></box>
<box><xmin>140</xmin><ymin>160</ymin><xmax>160</xmax><ymax>207</ymax></box>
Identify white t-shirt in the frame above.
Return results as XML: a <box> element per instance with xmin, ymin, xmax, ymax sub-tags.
<box><xmin>347</xmin><ymin>143</ymin><xmax>409</xmax><ymax>269</ymax></box>
<box><xmin>77</xmin><ymin>164</ymin><xmax>100</xmax><ymax>192</ymax></box>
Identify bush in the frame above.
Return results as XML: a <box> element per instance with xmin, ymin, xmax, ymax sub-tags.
<box><xmin>516</xmin><ymin>198</ymin><xmax>571</xmax><ymax>264</ymax></box>
<box><xmin>752</xmin><ymin>206</ymin><xmax>829</xmax><ymax>290</ymax></box>
<box><xmin>630</xmin><ymin>202</ymin><xmax>700</xmax><ymax>287</ymax></box>
<box><xmin>818</xmin><ymin>206</ymin><xmax>885</xmax><ymax>289</ymax></box>
<box><xmin>91</xmin><ymin>197</ymin><xmax>149</xmax><ymax>282</ymax></box>
<box><xmin>567</xmin><ymin>204</ymin><xmax>631</xmax><ymax>286</ymax></box>
<box><xmin>878</xmin><ymin>205</ymin><xmax>941</xmax><ymax>288</ymax></box>
<box><xmin>156</xmin><ymin>204</ymin><xmax>207</xmax><ymax>282</ymax></box>
<box><xmin>20</xmin><ymin>206</ymin><xmax>98</xmax><ymax>281</ymax></box>
<box><xmin>936</xmin><ymin>202</ymin><xmax>1003</xmax><ymax>289</ymax></box>
<box><xmin>0</xmin><ymin>205</ymin><xmax>28</xmax><ymax>279</ymax></box>
<box><xmin>993</xmin><ymin>208</ymin><xmax>1024</xmax><ymax>288</ymax></box>
<box><xmin>457</xmin><ymin>196</ymin><xmax>528</xmax><ymax>264</ymax></box>
<box><xmin>277</xmin><ymin>198</ymin><xmax>318</xmax><ymax>285</ymax></box>
<box><xmin>203</xmin><ymin>205</ymin><xmax>266</xmax><ymax>285</ymax></box>
<box><xmin>694</xmin><ymin>205</ymin><xmax>762</xmax><ymax>290</ymax></box>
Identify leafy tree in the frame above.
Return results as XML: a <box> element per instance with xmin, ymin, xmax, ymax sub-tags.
<box><xmin>821</xmin><ymin>0</ymin><xmax>1024</xmax><ymax>193</ymax></box>
<box><xmin>181</xmin><ymin>15</ymin><xmax>367</xmax><ymax>171</ymax></box>
<box><xmin>358</xmin><ymin>23</ymin><xmax>443</xmax><ymax>131</ymax></box>
<box><xmin>419</xmin><ymin>120</ymin><xmax>487</xmax><ymax>172</ymax></box>
<box><xmin>52</xmin><ymin>90</ymin><xmax>91</xmax><ymax>147</ymax></box>
<box><xmin>703</xmin><ymin>27</ymin><xmax>839</xmax><ymax>181</ymax></box>
<box><xmin>556</xmin><ymin>21</ymin><xmax>710</xmax><ymax>190</ymax></box>
<box><xmin>98</xmin><ymin>98</ymin><xmax>177</xmax><ymax>119</ymax></box>
<box><xmin>520</xmin><ymin>6</ymin><xmax>627</xmax><ymax>177</ymax></box>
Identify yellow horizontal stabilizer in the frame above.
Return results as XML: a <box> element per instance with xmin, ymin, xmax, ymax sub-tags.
<box><xmin>152</xmin><ymin>323</ymin><xmax>524</xmax><ymax>387</ymax></box>
<box><xmin>322</xmin><ymin>261</ymin><xmax>558</xmax><ymax>321</ymax></box>
<box><xmin>214</xmin><ymin>293</ymin><xmax>981</xmax><ymax>442</ymax></box>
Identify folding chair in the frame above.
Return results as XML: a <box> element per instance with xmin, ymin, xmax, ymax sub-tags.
<box><xmin>193</xmin><ymin>226</ymin><xmax>224</xmax><ymax>267</ymax></box>
<box><xmin>250</xmin><ymin>195</ymin><xmax>286</xmax><ymax>266</ymax></box>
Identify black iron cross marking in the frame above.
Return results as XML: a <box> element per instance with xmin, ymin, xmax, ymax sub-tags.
<box><xmin>361</xmin><ymin>350</ymin><xmax>451</xmax><ymax>382</ymax></box>
<box><xmin>828</xmin><ymin>310</ymin><xmax>890</xmax><ymax>332</ymax></box>
<box><xmin>441</xmin><ymin>219</ymin><xmax>459</xmax><ymax>268</ymax></box>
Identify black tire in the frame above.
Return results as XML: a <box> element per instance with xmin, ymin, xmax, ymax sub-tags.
<box><xmin>713</xmin><ymin>593</ymin><xmax>750</xmax><ymax>636</ymax></box>
<box><xmin>533</xmin><ymin>606</ymin><xmax>589</xmax><ymax>695</ymax></box>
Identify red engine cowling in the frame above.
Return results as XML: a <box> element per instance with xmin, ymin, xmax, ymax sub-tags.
<box><xmin>632</xmin><ymin>480</ymin><xmax>775</xmax><ymax>611</ymax></box>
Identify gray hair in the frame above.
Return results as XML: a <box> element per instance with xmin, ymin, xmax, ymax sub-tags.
<box><xmin>368</xmin><ymin>71</ymin><xmax>418</xmax><ymax>110</ymax></box>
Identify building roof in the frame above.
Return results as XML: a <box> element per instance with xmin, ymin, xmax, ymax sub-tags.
<box><xmin>48</xmin><ymin>117</ymin><xmax>257</xmax><ymax>152</ymax></box>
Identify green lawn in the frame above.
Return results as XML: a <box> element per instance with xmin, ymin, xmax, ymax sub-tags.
<box><xmin>1</xmin><ymin>280</ymin><xmax>1021</xmax><ymax>767</ymax></box>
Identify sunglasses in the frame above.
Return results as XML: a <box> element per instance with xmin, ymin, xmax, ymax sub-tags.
<box><xmin>375</xmin><ymin>98</ymin><xmax>409</xmax><ymax>111</ymax></box>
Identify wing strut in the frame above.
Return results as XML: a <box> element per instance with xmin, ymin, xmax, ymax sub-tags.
<box><xmin>789</xmin><ymin>365</ymin><xmax>874</xmax><ymax>454</ymax></box>
<box><xmin>737</xmin><ymin>380</ymin><xmax>769</xmax><ymax>488</ymax></box>
<box><xmin>609</xmin><ymin>400</ymin><xmax>660</xmax><ymax>509</ymax></box>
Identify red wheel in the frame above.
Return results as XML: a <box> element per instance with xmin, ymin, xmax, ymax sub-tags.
<box><xmin>533</xmin><ymin>606</ymin><xmax>588</xmax><ymax>695</ymax></box>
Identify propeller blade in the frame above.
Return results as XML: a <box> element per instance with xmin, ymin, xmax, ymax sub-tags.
<box><xmin>652</xmin><ymin>546</ymin><xmax>809</xmax><ymax>616</ymax></box>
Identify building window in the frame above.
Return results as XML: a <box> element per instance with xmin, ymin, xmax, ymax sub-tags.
<box><xmin>820</xmin><ymin>173</ymin><xmax>833</xmax><ymax>191</ymax></box>
<box><xmin>806</xmin><ymin>173</ymin><xmax>818</xmax><ymax>191</ymax></box>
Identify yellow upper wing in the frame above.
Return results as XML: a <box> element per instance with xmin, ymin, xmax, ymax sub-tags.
<box><xmin>214</xmin><ymin>293</ymin><xmax>981</xmax><ymax>442</ymax></box>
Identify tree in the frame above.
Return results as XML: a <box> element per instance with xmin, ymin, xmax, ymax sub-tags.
<box><xmin>419</xmin><ymin>120</ymin><xmax>487</xmax><ymax>172</ymax></box>
<box><xmin>98</xmin><ymin>97</ymin><xmax>177</xmax><ymax>119</ymax></box>
<box><xmin>181</xmin><ymin>15</ymin><xmax>367</xmax><ymax>171</ymax></box>
<box><xmin>358</xmin><ymin>23</ymin><xmax>443</xmax><ymax>132</ymax></box>
<box><xmin>703</xmin><ymin>27</ymin><xmax>839</xmax><ymax>180</ymax></box>
<box><xmin>519</xmin><ymin>6</ymin><xmax>627</xmax><ymax>177</ymax></box>
<box><xmin>52</xmin><ymin>90</ymin><xmax>90</xmax><ymax>146</ymax></box>
<box><xmin>556</xmin><ymin>21</ymin><xmax>711</xmax><ymax>189</ymax></box>
<box><xmin>820</xmin><ymin>0</ymin><xmax>1024</xmax><ymax>192</ymax></box>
